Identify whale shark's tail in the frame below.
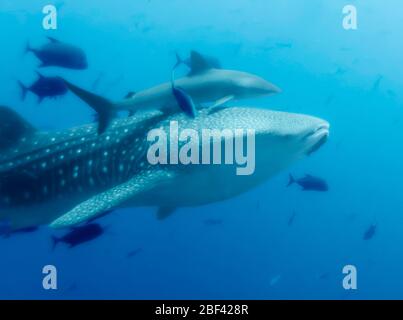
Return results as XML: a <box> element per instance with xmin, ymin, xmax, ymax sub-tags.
<box><xmin>62</xmin><ymin>79</ymin><xmax>116</xmax><ymax>134</ymax></box>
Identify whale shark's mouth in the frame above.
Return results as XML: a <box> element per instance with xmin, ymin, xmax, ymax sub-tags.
<box><xmin>305</xmin><ymin>123</ymin><xmax>330</xmax><ymax>156</ymax></box>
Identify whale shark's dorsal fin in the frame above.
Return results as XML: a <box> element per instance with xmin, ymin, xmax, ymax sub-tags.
<box><xmin>188</xmin><ymin>50</ymin><xmax>221</xmax><ymax>76</ymax></box>
<box><xmin>0</xmin><ymin>106</ymin><xmax>36</xmax><ymax>151</ymax></box>
<box><xmin>49</xmin><ymin>170</ymin><xmax>176</xmax><ymax>228</ymax></box>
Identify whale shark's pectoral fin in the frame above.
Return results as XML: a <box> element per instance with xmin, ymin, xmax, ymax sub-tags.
<box><xmin>62</xmin><ymin>79</ymin><xmax>116</xmax><ymax>134</ymax></box>
<box><xmin>211</xmin><ymin>95</ymin><xmax>234</xmax><ymax>109</ymax></box>
<box><xmin>49</xmin><ymin>170</ymin><xmax>175</xmax><ymax>228</ymax></box>
<box><xmin>156</xmin><ymin>207</ymin><xmax>177</xmax><ymax>220</ymax></box>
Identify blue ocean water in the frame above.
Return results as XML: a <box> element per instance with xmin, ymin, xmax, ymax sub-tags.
<box><xmin>0</xmin><ymin>0</ymin><xmax>402</xmax><ymax>299</ymax></box>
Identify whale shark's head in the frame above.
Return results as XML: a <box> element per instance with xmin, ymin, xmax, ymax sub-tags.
<box><xmin>149</xmin><ymin>107</ymin><xmax>329</xmax><ymax>206</ymax></box>
<box><xmin>197</xmin><ymin>107</ymin><xmax>329</xmax><ymax>176</ymax></box>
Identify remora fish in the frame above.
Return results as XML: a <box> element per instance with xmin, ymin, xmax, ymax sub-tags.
<box><xmin>0</xmin><ymin>106</ymin><xmax>329</xmax><ymax>230</ymax></box>
<box><xmin>62</xmin><ymin>53</ymin><xmax>280</xmax><ymax>132</ymax></box>
<box><xmin>171</xmin><ymin>65</ymin><xmax>197</xmax><ymax>118</ymax></box>
<box><xmin>26</xmin><ymin>37</ymin><xmax>88</xmax><ymax>69</ymax></box>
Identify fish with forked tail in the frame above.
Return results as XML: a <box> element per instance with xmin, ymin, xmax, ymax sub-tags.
<box><xmin>18</xmin><ymin>72</ymin><xmax>68</xmax><ymax>103</ymax></box>
<box><xmin>26</xmin><ymin>37</ymin><xmax>88</xmax><ymax>69</ymax></box>
<box><xmin>287</xmin><ymin>174</ymin><xmax>329</xmax><ymax>192</ymax></box>
<box><xmin>52</xmin><ymin>223</ymin><xmax>104</xmax><ymax>249</ymax></box>
<box><xmin>363</xmin><ymin>224</ymin><xmax>377</xmax><ymax>240</ymax></box>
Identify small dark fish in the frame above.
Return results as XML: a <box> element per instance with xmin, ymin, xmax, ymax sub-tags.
<box><xmin>287</xmin><ymin>211</ymin><xmax>297</xmax><ymax>227</ymax></box>
<box><xmin>334</xmin><ymin>67</ymin><xmax>347</xmax><ymax>75</ymax></box>
<box><xmin>204</xmin><ymin>219</ymin><xmax>223</xmax><ymax>226</ymax></box>
<box><xmin>124</xmin><ymin>91</ymin><xmax>136</xmax><ymax>99</ymax></box>
<box><xmin>275</xmin><ymin>42</ymin><xmax>292</xmax><ymax>49</ymax></box>
<box><xmin>371</xmin><ymin>75</ymin><xmax>383</xmax><ymax>92</ymax></box>
<box><xmin>127</xmin><ymin>248</ymin><xmax>143</xmax><ymax>258</ymax></box>
<box><xmin>287</xmin><ymin>174</ymin><xmax>329</xmax><ymax>192</ymax></box>
<box><xmin>51</xmin><ymin>223</ymin><xmax>104</xmax><ymax>249</ymax></box>
<box><xmin>324</xmin><ymin>95</ymin><xmax>334</xmax><ymax>106</ymax></box>
<box><xmin>318</xmin><ymin>272</ymin><xmax>331</xmax><ymax>280</ymax></box>
<box><xmin>141</xmin><ymin>26</ymin><xmax>153</xmax><ymax>34</ymax></box>
<box><xmin>26</xmin><ymin>37</ymin><xmax>88</xmax><ymax>69</ymax></box>
<box><xmin>0</xmin><ymin>217</ymin><xmax>39</xmax><ymax>238</ymax></box>
<box><xmin>3</xmin><ymin>226</ymin><xmax>39</xmax><ymax>238</ymax></box>
<box><xmin>18</xmin><ymin>72</ymin><xmax>68</xmax><ymax>103</ymax></box>
<box><xmin>65</xmin><ymin>283</ymin><xmax>78</xmax><ymax>292</ymax></box>
<box><xmin>91</xmin><ymin>72</ymin><xmax>105</xmax><ymax>91</ymax></box>
<box><xmin>387</xmin><ymin>90</ymin><xmax>396</xmax><ymax>98</ymax></box>
<box><xmin>363</xmin><ymin>224</ymin><xmax>377</xmax><ymax>241</ymax></box>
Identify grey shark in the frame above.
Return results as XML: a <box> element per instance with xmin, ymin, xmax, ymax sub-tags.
<box><xmin>116</xmin><ymin>69</ymin><xmax>280</xmax><ymax>108</ymax></box>
<box><xmin>0</xmin><ymin>106</ymin><xmax>329</xmax><ymax>231</ymax></box>
<box><xmin>63</xmin><ymin>62</ymin><xmax>281</xmax><ymax>132</ymax></box>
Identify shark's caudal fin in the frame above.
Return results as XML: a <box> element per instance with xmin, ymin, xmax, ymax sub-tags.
<box><xmin>51</xmin><ymin>236</ymin><xmax>60</xmax><ymax>251</ymax></box>
<box><xmin>62</xmin><ymin>79</ymin><xmax>116</xmax><ymax>134</ymax></box>
<box><xmin>0</xmin><ymin>106</ymin><xmax>36</xmax><ymax>151</ymax></box>
<box><xmin>287</xmin><ymin>174</ymin><xmax>296</xmax><ymax>187</ymax></box>
<box><xmin>24</xmin><ymin>41</ymin><xmax>34</xmax><ymax>55</ymax></box>
<box><xmin>18</xmin><ymin>81</ymin><xmax>29</xmax><ymax>101</ymax></box>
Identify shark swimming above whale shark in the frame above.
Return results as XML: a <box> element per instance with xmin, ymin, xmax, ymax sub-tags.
<box><xmin>63</xmin><ymin>51</ymin><xmax>281</xmax><ymax>133</ymax></box>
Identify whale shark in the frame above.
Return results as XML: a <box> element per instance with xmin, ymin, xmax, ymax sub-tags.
<box><xmin>0</xmin><ymin>106</ymin><xmax>328</xmax><ymax>231</ymax></box>
<box><xmin>63</xmin><ymin>62</ymin><xmax>281</xmax><ymax>132</ymax></box>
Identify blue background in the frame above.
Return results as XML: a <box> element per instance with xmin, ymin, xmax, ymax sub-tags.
<box><xmin>0</xmin><ymin>0</ymin><xmax>402</xmax><ymax>299</ymax></box>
